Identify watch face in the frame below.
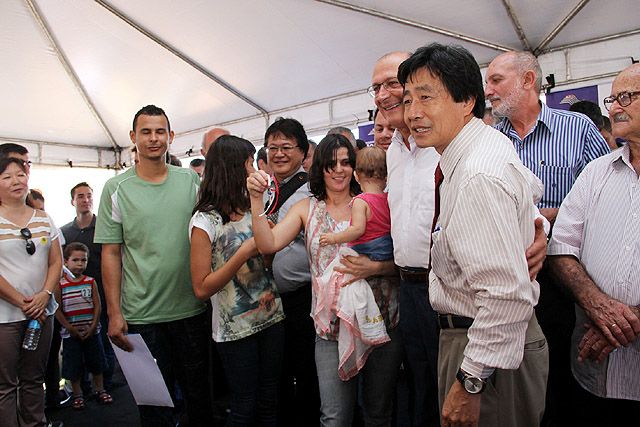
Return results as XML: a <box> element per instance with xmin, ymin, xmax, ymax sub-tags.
<box><xmin>464</xmin><ymin>377</ymin><xmax>484</xmax><ymax>394</ymax></box>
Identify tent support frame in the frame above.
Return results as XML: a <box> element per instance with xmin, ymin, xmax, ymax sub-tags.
<box><xmin>23</xmin><ymin>0</ymin><xmax>120</xmax><ymax>155</ymax></box>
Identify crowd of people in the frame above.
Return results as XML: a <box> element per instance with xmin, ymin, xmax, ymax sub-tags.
<box><xmin>0</xmin><ymin>41</ymin><xmax>638</xmax><ymax>427</ymax></box>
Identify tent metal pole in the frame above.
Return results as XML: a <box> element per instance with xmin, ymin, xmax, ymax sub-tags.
<box><xmin>94</xmin><ymin>0</ymin><xmax>270</xmax><ymax>125</ymax></box>
<box><xmin>533</xmin><ymin>0</ymin><xmax>591</xmax><ymax>55</ymax></box>
<box><xmin>175</xmin><ymin>88</ymin><xmax>368</xmax><ymax>138</ymax></box>
<box><xmin>23</xmin><ymin>0</ymin><xmax>121</xmax><ymax>154</ymax></box>
<box><xmin>540</xmin><ymin>29</ymin><xmax>640</xmax><ymax>55</ymax></box>
<box><xmin>499</xmin><ymin>0</ymin><xmax>532</xmax><ymax>52</ymax></box>
<box><xmin>0</xmin><ymin>136</ymin><xmax>114</xmax><ymax>153</ymax></box>
<box><xmin>314</xmin><ymin>0</ymin><xmax>513</xmax><ymax>52</ymax></box>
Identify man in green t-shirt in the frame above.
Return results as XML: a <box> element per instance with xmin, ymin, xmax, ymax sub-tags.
<box><xmin>95</xmin><ymin>105</ymin><xmax>213</xmax><ymax>426</ymax></box>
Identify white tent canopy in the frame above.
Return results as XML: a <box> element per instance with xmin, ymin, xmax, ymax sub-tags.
<box><xmin>2</xmin><ymin>0</ymin><xmax>639</xmax><ymax>168</ymax></box>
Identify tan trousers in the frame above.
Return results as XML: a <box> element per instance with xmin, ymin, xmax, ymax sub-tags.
<box><xmin>0</xmin><ymin>317</ymin><xmax>53</xmax><ymax>427</ymax></box>
<box><xmin>438</xmin><ymin>314</ymin><xmax>549</xmax><ymax>427</ymax></box>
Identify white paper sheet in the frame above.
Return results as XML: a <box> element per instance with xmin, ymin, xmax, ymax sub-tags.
<box><xmin>111</xmin><ymin>334</ymin><xmax>174</xmax><ymax>407</ymax></box>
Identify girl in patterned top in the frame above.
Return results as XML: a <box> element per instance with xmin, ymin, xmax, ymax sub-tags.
<box><xmin>190</xmin><ymin>135</ymin><xmax>284</xmax><ymax>426</ymax></box>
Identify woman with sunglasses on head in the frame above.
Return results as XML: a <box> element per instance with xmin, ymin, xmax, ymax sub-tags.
<box><xmin>190</xmin><ymin>136</ymin><xmax>285</xmax><ymax>427</ymax></box>
<box><xmin>248</xmin><ymin>134</ymin><xmax>402</xmax><ymax>427</ymax></box>
<box><xmin>0</xmin><ymin>157</ymin><xmax>62</xmax><ymax>427</ymax></box>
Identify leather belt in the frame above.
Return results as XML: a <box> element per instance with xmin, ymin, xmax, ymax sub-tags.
<box><xmin>438</xmin><ymin>314</ymin><xmax>474</xmax><ymax>329</ymax></box>
<box><xmin>398</xmin><ymin>267</ymin><xmax>429</xmax><ymax>283</ymax></box>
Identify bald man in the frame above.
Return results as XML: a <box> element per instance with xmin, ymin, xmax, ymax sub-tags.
<box><xmin>201</xmin><ymin>127</ymin><xmax>230</xmax><ymax>157</ymax></box>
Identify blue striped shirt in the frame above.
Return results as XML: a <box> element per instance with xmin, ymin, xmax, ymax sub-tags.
<box><xmin>495</xmin><ymin>103</ymin><xmax>610</xmax><ymax>208</ymax></box>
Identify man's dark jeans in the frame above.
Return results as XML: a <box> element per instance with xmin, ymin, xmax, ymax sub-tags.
<box><xmin>399</xmin><ymin>278</ymin><xmax>440</xmax><ymax>427</ymax></box>
<box><xmin>128</xmin><ymin>311</ymin><xmax>213</xmax><ymax>427</ymax></box>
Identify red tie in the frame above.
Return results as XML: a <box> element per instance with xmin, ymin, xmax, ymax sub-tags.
<box><xmin>428</xmin><ymin>163</ymin><xmax>444</xmax><ymax>271</ymax></box>
<box><xmin>431</xmin><ymin>163</ymin><xmax>444</xmax><ymax>234</ymax></box>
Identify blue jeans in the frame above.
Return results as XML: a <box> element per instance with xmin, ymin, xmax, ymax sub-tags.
<box><xmin>127</xmin><ymin>311</ymin><xmax>213</xmax><ymax>427</ymax></box>
<box><xmin>217</xmin><ymin>322</ymin><xmax>285</xmax><ymax>427</ymax></box>
<box><xmin>315</xmin><ymin>327</ymin><xmax>403</xmax><ymax>427</ymax></box>
<box><xmin>351</xmin><ymin>235</ymin><xmax>394</xmax><ymax>261</ymax></box>
<box><xmin>399</xmin><ymin>278</ymin><xmax>440</xmax><ymax>427</ymax></box>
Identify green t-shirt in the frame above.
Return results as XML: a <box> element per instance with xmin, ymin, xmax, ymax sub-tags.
<box><xmin>95</xmin><ymin>165</ymin><xmax>206</xmax><ymax>323</ymax></box>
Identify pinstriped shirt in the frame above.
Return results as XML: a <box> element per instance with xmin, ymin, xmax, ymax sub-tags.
<box><xmin>429</xmin><ymin>118</ymin><xmax>544</xmax><ymax>379</ymax></box>
<box><xmin>549</xmin><ymin>144</ymin><xmax>640</xmax><ymax>401</ymax></box>
<box><xmin>495</xmin><ymin>103</ymin><xmax>610</xmax><ymax>208</ymax></box>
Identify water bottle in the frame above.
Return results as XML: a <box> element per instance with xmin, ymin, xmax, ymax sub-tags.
<box><xmin>22</xmin><ymin>319</ymin><xmax>42</xmax><ymax>351</ymax></box>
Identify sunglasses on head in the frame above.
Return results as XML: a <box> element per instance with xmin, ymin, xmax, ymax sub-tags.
<box><xmin>20</xmin><ymin>228</ymin><xmax>36</xmax><ymax>255</ymax></box>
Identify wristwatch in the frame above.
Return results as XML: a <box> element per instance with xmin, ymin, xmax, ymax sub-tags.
<box><xmin>456</xmin><ymin>368</ymin><xmax>486</xmax><ymax>394</ymax></box>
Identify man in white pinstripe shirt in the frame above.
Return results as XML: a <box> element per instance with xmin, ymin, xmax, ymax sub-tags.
<box><xmin>399</xmin><ymin>43</ymin><xmax>548</xmax><ymax>427</ymax></box>
<box><xmin>548</xmin><ymin>63</ymin><xmax>640</xmax><ymax>426</ymax></box>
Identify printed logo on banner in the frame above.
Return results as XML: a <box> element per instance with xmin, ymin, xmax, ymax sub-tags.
<box><xmin>546</xmin><ymin>85</ymin><xmax>599</xmax><ymax>110</ymax></box>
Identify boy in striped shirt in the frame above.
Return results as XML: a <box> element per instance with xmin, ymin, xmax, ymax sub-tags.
<box><xmin>55</xmin><ymin>242</ymin><xmax>113</xmax><ymax>409</ymax></box>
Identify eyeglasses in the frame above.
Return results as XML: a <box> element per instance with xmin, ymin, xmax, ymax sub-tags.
<box><xmin>265</xmin><ymin>145</ymin><xmax>299</xmax><ymax>155</ymax></box>
<box><xmin>367</xmin><ymin>79</ymin><xmax>402</xmax><ymax>97</ymax></box>
<box><xmin>603</xmin><ymin>91</ymin><xmax>640</xmax><ymax>111</ymax></box>
<box><xmin>20</xmin><ymin>228</ymin><xmax>36</xmax><ymax>255</ymax></box>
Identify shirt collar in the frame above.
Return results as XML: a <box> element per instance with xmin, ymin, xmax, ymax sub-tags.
<box><xmin>280</xmin><ymin>166</ymin><xmax>306</xmax><ymax>184</ymax></box>
<box><xmin>610</xmin><ymin>144</ymin><xmax>634</xmax><ymax>171</ymax></box>
<box><xmin>439</xmin><ymin>117</ymin><xmax>485</xmax><ymax>179</ymax></box>
<box><xmin>73</xmin><ymin>214</ymin><xmax>96</xmax><ymax>230</ymax></box>
<box><xmin>496</xmin><ymin>101</ymin><xmax>552</xmax><ymax>136</ymax></box>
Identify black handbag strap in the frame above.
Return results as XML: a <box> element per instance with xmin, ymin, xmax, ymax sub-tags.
<box><xmin>266</xmin><ymin>171</ymin><xmax>308</xmax><ymax>220</ymax></box>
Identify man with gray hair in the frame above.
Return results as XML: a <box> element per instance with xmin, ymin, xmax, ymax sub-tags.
<box><xmin>485</xmin><ymin>50</ymin><xmax>610</xmax><ymax>426</ymax></box>
<box><xmin>327</xmin><ymin>126</ymin><xmax>357</xmax><ymax>147</ymax></box>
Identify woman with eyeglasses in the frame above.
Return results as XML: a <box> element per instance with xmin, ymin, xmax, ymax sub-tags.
<box><xmin>0</xmin><ymin>157</ymin><xmax>62</xmax><ymax>427</ymax></box>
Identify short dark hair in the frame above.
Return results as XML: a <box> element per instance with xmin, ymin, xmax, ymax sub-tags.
<box><xmin>0</xmin><ymin>157</ymin><xmax>26</xmax><ymax>175</ymax></box>
<box><xmin>168</xmin><ymin>154</ymin><xmax>182</xmax><ymax>167</ymax></box>
<box><xmin>64</xmin><ymin>242</ymin><xmax>89</xmax><ymax>260</ymax></box>
<box><xmin>132</xmin><ymin>105</ymin><xmax>171</xmax><ymax>133</ymax></box>
<box><xmin>309</xmin><ymin>134</ymin><xmax>360</xmax><ymax>200</ymax></box>
<box><xmin>0</xmin><ymin>143</ymin><xmax>28</xmax><ymax>160</ymax></box>
<box><xmin>264</xmin><ymin>118</ymin><xmax>309</xmax><ymax>159</ymax></box>
<box><xmin>29</xmin><ymin>189</ymin><xmax>44</xmax><ymax>202</ymax></box>
<box><xmin>569</xmin><ymin>101</ymin><xmax>604</xmax><ymax>130</ymax></box>
<box><xmin>256</xmin><ymin>146</ymin><xmax>268</xmax><ymax>164</ymax></box>
<box><xmin>189</xmin><ymin>158</ymin><xmax>205</xmax><ymax>168</ymax></box>
<box><xmin>356</xmin><ymin>139</ymin><xmax>367</xmax><ymax>150</ymax></box>
<box><xmin>70</xmin><ymin>182</ymin><xmax>92</xmax><ymax>200</ymax></box>
<box><xmin>397</xmin><ymin>43</ymin><xmax>485</xmax><ymax>119</ymax></box>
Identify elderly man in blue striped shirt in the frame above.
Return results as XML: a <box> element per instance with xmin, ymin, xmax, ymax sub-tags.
<box><xmin>547</xmin><ymin>63</ymin><xmax>640</xmax><ymax>426</ymax></box>
<box><xmin>485</xmin><ymin>51</ymin><xmax>611</xmax><ymax>426</ymax></box>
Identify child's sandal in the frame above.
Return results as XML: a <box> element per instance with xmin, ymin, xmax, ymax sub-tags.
<box><xmin>97</xmin><ymin>390</ymin><xmax>113</xmax><ymax>405</ymax></box>
<box><xmin>72</xmin><ymin>396</ymin><xmax>85</xmax><ymax>410</ymax></box>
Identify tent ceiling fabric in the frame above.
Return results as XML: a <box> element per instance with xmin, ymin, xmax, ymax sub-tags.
<box><xmin>1</xmin><ymin>0</ymin><xmax>638</xmax><ymax>166</ymax></box>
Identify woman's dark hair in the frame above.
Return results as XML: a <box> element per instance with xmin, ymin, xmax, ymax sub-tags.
<box><xmin>397</xmin><ymin>43</ymin><xmax>485</xmax><ymax>119</ymax></box>
<box><xmin>193</xmin><ymin>135</ymin><xmax>256</xmax><ymax>224</ymax></box>
<box><xmin>309</xmin><ymin>134</ymin><xmax>360</xmax><ymax>201</ymax></box>
<box><xmin>0</xmin><ymin>157</ymin><xmax>27</xmax><ymax>175</ymax></box>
